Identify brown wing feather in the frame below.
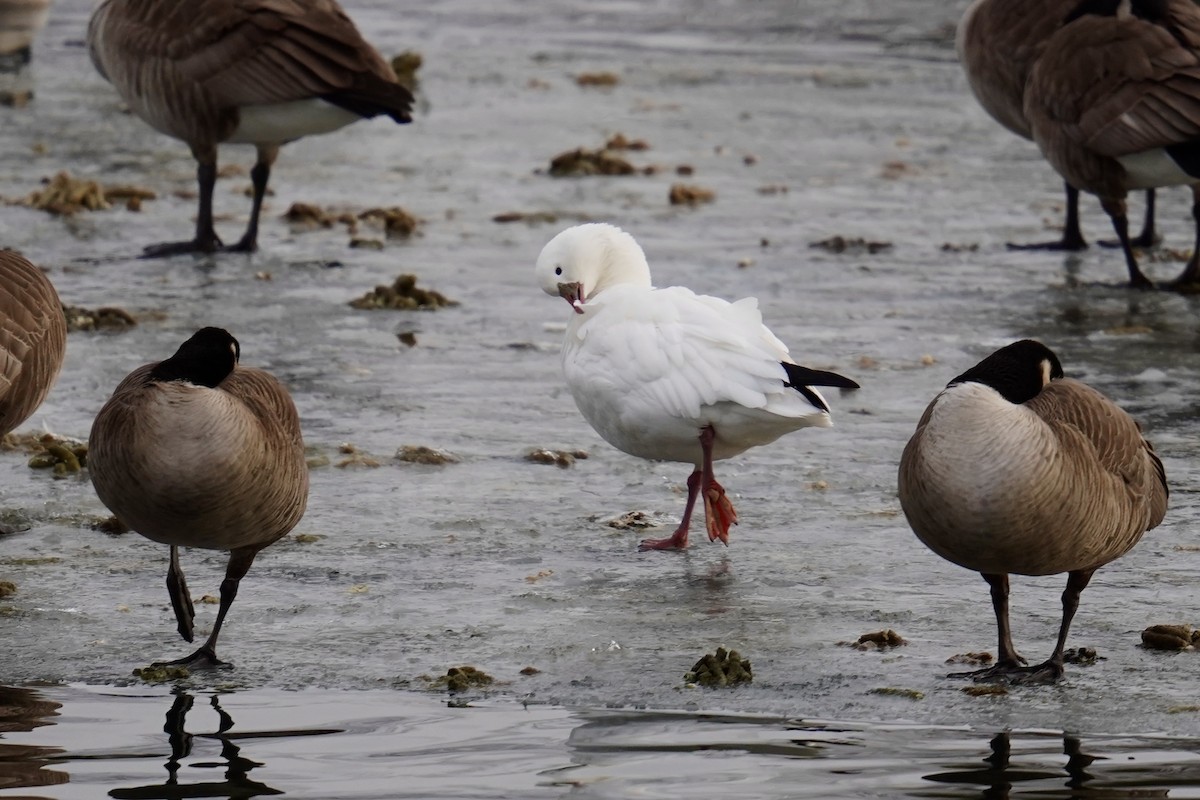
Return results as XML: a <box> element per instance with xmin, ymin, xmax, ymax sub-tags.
<box><xmin>0</xmin><ymin>251</ymin><xmax>66</xmax><ymax>437</ymax></box>
<box><xmin>91</xmin><ymin>0</ymin><xmax>411</xmax><ymax>121</ymax></box>
<box><xmin>1032</xmin><ymin>3</ymin><xmax>1200</xmax><ymax>159</ymax></box>
<box><xmin>1027</xmin><ymin>378</ymin><xmax>1168</xmax><ymax>535</ymax></box>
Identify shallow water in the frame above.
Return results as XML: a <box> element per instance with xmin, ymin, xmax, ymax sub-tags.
<box><xmin>3</xmin><ymin>0</ymin><xmax>1200</xmax><ymax>796</ymax></box>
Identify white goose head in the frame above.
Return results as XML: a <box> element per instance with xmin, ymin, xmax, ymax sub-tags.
<box><xmin>535</xmin><ymin>223</ymin><xmax>652</xmax><ymax>314</ymax></box>
<box><xmin>948</xmin><ymin>339</ymin><xmax>1064</xmax><ymax>403</ymax></box>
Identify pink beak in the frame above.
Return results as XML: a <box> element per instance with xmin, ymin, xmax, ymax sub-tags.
<box><xmin>557</xmin><ymin>281</ymin><xmax>585</xmax><ymax>314</ymax></box>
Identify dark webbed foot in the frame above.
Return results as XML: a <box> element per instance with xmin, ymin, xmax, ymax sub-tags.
<box><xmin>154</xmin><ymin>645</ymin><xmax>232</xmax><ymax>671</ymax></box>
<box><xmin>949</xmin><ymin>659</ymin><xmax>1063</xmax><ymax>685</ymax></box>
<box><xmin>1006</xmin><ymin>234</ymin><xmax>1088</xmax><ymax>253</ymax></box>
<box><xmin>141</xmin><ymin>236</ymin><xmax>223</xmax><ymax>258</ymax></box>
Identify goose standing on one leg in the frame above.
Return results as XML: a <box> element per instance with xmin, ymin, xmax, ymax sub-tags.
<box><xmin>88</xmin><ymin>327</ymin><xmax>309</xmax><ymax>667</ymax></box>
<box><xmin>0</xmin><ymin>250</ymin><xmax>66</xmax><ymax>436</ymax></box>
<box><xmin>87</xmin><ymin>0</ymin><xmax>414</xmax><ymax>257</ymax></box>
<box><xmin>898</xmin><ymin>340</ymin><xmax>1167</xmax><ymax>682</ymax></box>
<box><xmin>535</xmin><ymin>223</ymin><xmax>859</xmax><ymax>551</ymax></box>
<box><xmin>1024</xmin><ymin>0</ymin><xmax>1200</xmax><ymax>289</ymax></box>
<box><xmin>958</xmin><ymin>0</ymin><xmax>1157</xmax><ymax>253</ymax></box>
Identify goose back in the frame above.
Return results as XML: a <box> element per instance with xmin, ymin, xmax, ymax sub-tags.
<box><xmin>958</xmin><ymin>0</ymin><xmax>1076</xmax><ymax>139</ymax></box>
<box><xmin>88</xmin><ymin>0</ymin><xmax>412</xmax><ymax>147</ymax></box>
<box><xmin>89</xmin><ymin>362</ymin><xmax>308</xmax><ymax>552</ymax></box>
<box><xmin>1024</xmin><ymin>0</ymin><xmax>1200</xmax><ymax>198</ymax></box>
<box><xmin>899</xmin><ymin>377</ymin><xmax>1166</xmax><ymax>576</ymax></box>
<box><xmin>0</xmin><ymin>250</ymin><xmax>65</xmax><ymax>436</ymax></box>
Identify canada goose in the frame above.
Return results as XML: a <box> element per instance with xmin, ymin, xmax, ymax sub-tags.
<box><xmin>88</xmin><ymin>327</ymin><xmax>309</xmax><ymax>667</ymax></box>
<box><xmin>87</xmin><ymin>0</ymin><xmax>413</xmax><ymax>257</ymax></box>
<box><xmin>1024</xmin><ymin>0</ymin><xmax>1200</xmax><ymax>289</ymax></box>
<box><xmin>0</xmin><ymin>250</ymin><xmax>65</xmax><ymax>436</ymax></box>
<box><xmin>536</xmin><ymin>223</ymin><xmax>859</xmax><ymax>551</ymax></box>
<box><xmin>958</xmin><ymin>0</ymin><xmax>1157</xmax><ymax>252</ymax></box>
<box><xmin>898</xmin><ymin>340</ymin><xmax>1167</xmax><ymax>682</ymax></box>
<box><xmin>0</xmin><ymin>0</ymin><xmax>51</xmax><ymax>72</ymax></box>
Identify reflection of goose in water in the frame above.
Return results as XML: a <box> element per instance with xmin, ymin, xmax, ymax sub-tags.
<box><xmin>107</xmin><ymin>691</ymin><xmax>343</xmax><ymax>800</ymax></box>
<box><xmin>922</xmin><ymin>731</ymin><xmax>1175</xmax><ymax>799</ymax></box>
<box><xmin>0</xmin><ymin>685</ymin><xmax>67</xmax><ymax>791</ymax></box>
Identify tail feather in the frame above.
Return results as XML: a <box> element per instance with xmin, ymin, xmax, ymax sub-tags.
<box><xmin>781</xmin><ymin>361</ymin><xmax>859</xmax><ymax>414</ymax></box>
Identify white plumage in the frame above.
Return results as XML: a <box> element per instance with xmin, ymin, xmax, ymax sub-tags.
<box><xmin>536</xmin><ymin>223</ymin><xmax>858</xmax><ymax>550</ymax></box>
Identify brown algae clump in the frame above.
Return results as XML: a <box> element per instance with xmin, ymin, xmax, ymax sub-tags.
<box><xmin>0</xmin><ymin>581</ymin><xmax>15</xmax><ymax>599</ymax></box>
<box><xmin>334</xmin><ymin>443</ymin><xmax>381</xmax><ymax>468</ymax></box>
<box><xmin>548</xmin><ymin>147</ymin><xmax>637</xmax><ymax>177</ymax></box>
<box><xmin>575</xmin><ymin>71</ymin><xmax>620</xmax><ymax>87</ymax></box>
<box><xmin>395</xmin><ymin>445</ymin><xmax>460</xmax><ymax>465</ymax></box>
<box><xmin>62</xmin><ymin>304</ymin><xmax>138</xmax><ymax>332</ymax></box>
<box><xmin>91</xmin><ymin>515</ymin><xmax>129</xmax><ymax>535</ymax></box>
<box><xmin>809</xmin><ymin>235</ymin><xmax>893</xmax><ymax>255</ymax></box>
<box><xmin>946</xmin><ymin>651</ymin><xmax>993</xmax><ymax>666</ymax></box>
<box><xmin>390</xmin><ymin>50</ymin><xmax>423</xmax><ymax>92</ymax></box>
<box><xmin>868</xmin><ymin>687</ymin><xmax>924</xmax><ymax>700</ymax></box>
<box><xmin>525</xmin><ymin>448</ymin><xmax>587</xmax><ymax>468</ymax></box>
<box><xmin>1141</xmin><ymin>624</ymin><xmax>1200</xmax><ymax>650</ymax></box>
<box><xmin>668</xmin><ymin>183</ymin><xmax>715</xmax><ymax>206</ymax></box>
<box><xmin>685</xmin><ymin>647</ymin><xmax>752</xmax><ymax>688</ymax></box>
<box><xmin>842</xmin><ymin>629</ymin><xmax>907</xmax><ymax>650</ymax></box>
<box><xmin>432</xmin><ymin>666</ymin><xmax>494</xmax><ymax>692</ymax></box>
<box><xmin>349</xmin><ymin>274</ymin><xmax>458</xmax><ymax>310</ymax></box>
<box><xmin>359</xmin><ymin>206</ymin><xmax>420</xmax><ymax>239</ymax></box>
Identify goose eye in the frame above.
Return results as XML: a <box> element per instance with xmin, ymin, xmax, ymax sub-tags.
<box><xmin>555</xmin><ymin>266</ymin><xmax>563</xmax><ymax>276</ymax></box>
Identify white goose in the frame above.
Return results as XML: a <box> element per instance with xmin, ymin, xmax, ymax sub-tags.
<box><xmin>899</xmin><ymin>340</ymin><xmax>1168</xmax><ymax>682</ymax></box>
<box><xmin>87</xmin><ymin>0</ymin><xmax>413</xmax><ymax>256</ymax></box>
<box><xmin>536</xmin><ymin>223</ymin><xmax>859</xmax><ymax>551</ymax></box>
<box><xmin>89</xmin><ymin>327</ymin><xmax>309</xmax><ymax>667</ymax></box>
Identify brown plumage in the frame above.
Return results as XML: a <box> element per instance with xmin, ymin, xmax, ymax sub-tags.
<box><xmin>899</xmin><ymin>340</ymin><xmax>1167</xmax><ymax>682</ymax></box>
<box><xmin>959</xmin><ymin>0</ymin><xmax>1157</xmax><ymax>253</ymax></box>
<box><xmin>88</xmin><ymin>327</ymin><xmax>308</xmax><ymax>667</ymax></box>
<box><xmin>88</xmin><ymin>0</ymin><xmax>413</xmax><ymax>256</ymax></box>
<box><xmin>1024</xmin><ymin>0</ymin><xmax>1200</xmax><ymax>288</ymax></box>
<box><xmin>0</xmin><ymin>250</ymin><xmax>65</xmax><ymax>437</ymax></box>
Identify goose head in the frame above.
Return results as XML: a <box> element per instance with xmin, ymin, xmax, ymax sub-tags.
<box><xmin>536</xmin><ymin>223</ymin><xmax>652</xmax><ymax>314</ymax></box>
<box><xmin>148</xmin><ymin>327</ymin><xmax>240</xmax><ymax>388</ymax></box>
<box><xmin>948</xmin><ymin>339</ymin><xmax>1064</xmax><ymax>404</ymax></box>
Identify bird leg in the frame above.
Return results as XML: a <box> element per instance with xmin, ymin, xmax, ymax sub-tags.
<box><xmin>155</xmin><ymin>547</ymin><xmax>258</xmax><ymax>669</ymax></box>
<box><xmin>639</xmin><ymin>469</ymin><xmax>701</xmax><ymax>551</ymax></box>
<box><xmin>1167</xmin><ymin>186</ymin><xmax>1200</xmax><ymax>290</ymax></box>
<box><xmin>1007</xmin><ymin>182</ymin><xmax>1088</xmax><ymax>252</ymax></box>
<box><xmin>226</xmin><ymin>144</ymin><xmax>278</xmax><ymax>253</ymax></box>
<box><xmin>697</xmin><ymin>424</ymin><xmax>737</xmax><ymax>544</ymax></box>
<box><xmin>166</xmin><ymin>545</ymin><xmax>195</xmax><ymax>643</ymax></box>
<box><xmin>142</xmin><ymin>150</ymin><xmax>224</xmax><ymax>257</ymax></box>
<box><xmin>949</xmin><ymin>573</ymin><xmax>1028</xmax><ymax>680</ymax></box>
<box><xmin>1099</xmin><ymin>189</ymin><xmax>1159</xmax><ymax>249</ymax></box>
<box><xmin>1100</xmin><ymin>196</ymin><xmax>1155</xmax><ymax>289</ymax></box>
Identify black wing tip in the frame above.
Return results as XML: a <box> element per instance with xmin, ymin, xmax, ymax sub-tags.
<box><xmin>781</xmin><ymin>361</ymin><xmax>860</xmax><ymax>390</ymax></box>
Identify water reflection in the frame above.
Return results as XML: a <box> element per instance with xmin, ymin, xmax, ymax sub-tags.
<box><xmin>921</xmin><ymin>731</ymin><xmax>1184</xmax><ymax>799</ymax></box>
<box><xmin>0</xmin><ymin>685</ymin><xmax>66</xmax><ymax>792</ymax></box>
<box><xmin>108</xmin><ymin>692</ymin><xmax>285</xmax><ymax>800</ymax></box>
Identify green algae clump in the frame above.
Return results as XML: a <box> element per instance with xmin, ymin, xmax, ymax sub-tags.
<box><xmin>349</xmin><ymin>274</ymin><xmax>458</xmax><ymax>310</ymax></box>
<box><xmin>684</xmin><ymin>647</ymin><xmax>752</xmax><ymax>688</ymax></box>
<box><xmin>133</xmin><ymin>664</ymin><xmax>190</xmax><ymax>682</ymax></box>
